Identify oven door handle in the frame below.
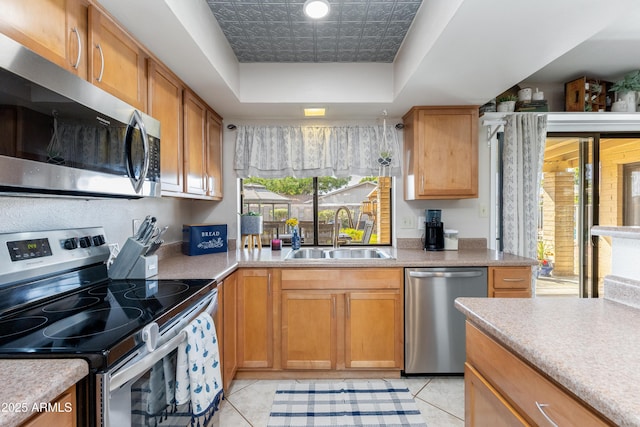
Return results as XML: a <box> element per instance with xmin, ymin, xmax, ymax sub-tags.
<box><xmin>109</xmin><ymin>328</ymin><xmax>186</xmax><ymax>392</ymax></box>
<box><xmin>109</xmin><ymin>290</ymin><xmax>217</xmax><ymax>392</ymax></box>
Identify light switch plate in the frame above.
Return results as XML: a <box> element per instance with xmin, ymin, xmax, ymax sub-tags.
<box><xmin>400</xmin><ymin>216</ymin><xmax>415</xmax><ymax>229</ymax></box>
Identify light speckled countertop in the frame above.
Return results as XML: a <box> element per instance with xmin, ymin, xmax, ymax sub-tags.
<box><xmin>455</xmin><ymin>297</ymin><xmax>640</xmax><ymax>427</ymax></box>
<box><xmin>0</xmin><ymin>358</ymin><xmax>88</xmax><ymax>427</ymax></box>
<box><xmin>157</xmin><ymin>246</ymin><xmax>536</xmax><ymax>280</ymax></box>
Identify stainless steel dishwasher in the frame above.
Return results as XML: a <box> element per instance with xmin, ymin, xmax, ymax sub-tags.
<box><xmin>404</xmin><ymin>267</ymin><xmax>487</xmax><ymax>374</ymax></box>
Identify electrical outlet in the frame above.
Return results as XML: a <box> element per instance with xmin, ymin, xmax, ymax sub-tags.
<box><xmin>479</xmin><ymin>204</ymin><xmax>489</xmax><ymax>218</ymax></box>
<box><xmin>400</xmin><ymin>216</ymin><xmax>415</xmax><ymax>229</ymax></box>
<box><xmin>417</xmin><ymin>216</ymin><xmax>425</xmax><ymax>230</ymax></box>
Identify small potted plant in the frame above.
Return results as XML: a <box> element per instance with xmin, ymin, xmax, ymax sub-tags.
<box><xmin>377</xmin><ymin>150</ymin><xmax>392</xmax><ymax>167</ymax></box>
<box><xmin>240</xmin><ymin>211</ymin><xmax>263</xmax><ymax>235</ymax></box>
<box><xmin>609</xmin><ymin>70</ymin><xmax>640</xmax><ymax>112</ymax></box>
<box><xmin>496</xmin><ymin>95</ymin><xmax>518</xmax><ymax>112</ymax></box>
<box><xmin>537</xmin><ymin>240</ymin><xmax>554</xmax><ymax>277</ymax></box>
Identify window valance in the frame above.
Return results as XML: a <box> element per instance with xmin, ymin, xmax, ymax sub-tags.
<box><xmin>233</xmin><ymin>124</ymin><xmax>401</xmax><ymax>178</ymax></box>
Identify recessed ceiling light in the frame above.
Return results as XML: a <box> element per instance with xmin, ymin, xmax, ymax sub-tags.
<box><xmin>304</xmin><ymin>108</ymin><xmax>326</xmax><ymax>117</ymax></box>
<box><xmin>303</xmin><ymin>0</ymin><xmax>330</xmax><ymax>19</ymax></box>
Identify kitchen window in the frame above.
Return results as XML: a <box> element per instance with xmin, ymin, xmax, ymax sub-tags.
<box><xmin>241</xmin><ymin>176</ymin><xmax>392</xmax><ymax>246</ymax></box>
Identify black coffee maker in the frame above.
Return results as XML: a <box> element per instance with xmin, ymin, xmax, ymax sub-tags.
<box><xmin>424</xmin><ymin>209</ymin><xmax>444</xmax><ymax>251</ymax></box>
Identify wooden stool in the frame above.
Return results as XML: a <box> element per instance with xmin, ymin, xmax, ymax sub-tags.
<box><xmin>242</xmin><ymin>234</ymin><xmax>262</xmax><ymax>250</ymax></box>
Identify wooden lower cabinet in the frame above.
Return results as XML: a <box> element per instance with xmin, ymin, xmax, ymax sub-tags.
<box><xmin>488</xmin><ymin>266</ymin><xmax>532</xmax><ymax>298</ymax></box>
<box><xmin>465</xmin><ymin>363</ymin><xmax>527</xmax><ymax>427</ymax></box>
<box><xmin>465</xmin><ymin>322</ymin><xmax>612</xmax><ymax>426</ymax></box>
<box><xmin>282</xmin><ymin>290</ymin><xmax>337</xmax><ymax>370</ymax></box>
<box><xmin>222</xmin><ymin>272</ymin><xmax>237</xmax><ymax>391</ymax></box>
<box><xmin>21</xmin><ymin>384</ymin><xmax>76</xmax><ymax>427</ymax></box>
<box><xmin>237</xmin><ymin>268</ymin><xmax>275</xmax><ymax>369</ymax></box>
<box><xmin>280</xmin><ymin>268</ymin><xmax>403</xmax><ymax>371</ymax></box>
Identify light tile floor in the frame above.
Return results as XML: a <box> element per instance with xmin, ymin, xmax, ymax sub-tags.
<box><xmin>211</xmin><ymin>377</ymin><xmax>464</xmax><ymax>426</ymax></box>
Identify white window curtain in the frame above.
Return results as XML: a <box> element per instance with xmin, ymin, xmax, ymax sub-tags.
<box><xmin>233</xmin><ymin>125</ymin><xmax>401</xmax><ymax>178</ymax></box>
<box><xmin>502</xmin><ymin>113</ymin><xmax>548</xmax><ymax>261</ymax></box>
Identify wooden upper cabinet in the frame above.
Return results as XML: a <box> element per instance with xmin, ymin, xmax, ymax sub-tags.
<box><xmin>183</xmin><ymin>89</ymin><xmax>208</xmax><ymax>196</ymax></box>
<box><xmin>0</xmin><ymin>0</ymin><xmax>88</xmax><ymax>78</ymax></box>
<box><xmin>206</xmin><ymin>110</ymin><xmax>223</xmax><ymax>199</ymax></box>
<box><xmin>403</xmin><ymin>106</ymin><xmax>479</xmax><ymax>200</ymax></box>
<box><xmin>148</xmin><ymin>60</ymin><xmax>183</xmax><ymax>194</ymax></box>
<box><xmin>88</xmin><ymin>5</ymin><xmax>146</xmax><ymax>111</ymax></box>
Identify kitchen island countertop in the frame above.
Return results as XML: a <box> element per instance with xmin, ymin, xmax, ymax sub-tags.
<box><xmin>455</xmin><ymin>296</ymin><xmax>640</xmax><ymax>427</ymax></box>
<box><xmin>0</xmin><ymin>358</ymin><xmax>88</xmax><ymax>427</ymax></box>
<box><xmin>157</xmin><ymin>246</ymin><xmax>536</xmax><ymax>281</ymax></box>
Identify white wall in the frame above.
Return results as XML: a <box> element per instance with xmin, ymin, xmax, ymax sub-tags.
<box><xmin>0</xmin><ymin>195</ymin><xmax>194</xmax><ymax>248</ymax></box>
<box><xmin>394</xmin><ymin>124</ymin><xmax>491</xmax><ymax>243</ymax></box>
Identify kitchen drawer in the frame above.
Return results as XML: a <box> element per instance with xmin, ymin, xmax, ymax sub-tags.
<box><xmin>491</xmin><ymin>267</ymin><xmax>530</xmax><ymax>289</ymax></box>
<box><xmin>466</xmin><ymin>322</ymin><xmax>612</xmax><ymax>426</ymax></box>
<box><xmin>281</xmin><ymin>268</ymin><xmax>402</xmax><ymax>290</ymax></box>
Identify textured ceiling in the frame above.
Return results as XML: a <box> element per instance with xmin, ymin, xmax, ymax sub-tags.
<box><xmin>206</xmin><ymin>0</ymin><xmax>423</xmax><ymax>63</ymax></box>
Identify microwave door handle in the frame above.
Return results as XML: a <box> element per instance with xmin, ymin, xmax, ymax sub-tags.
<box><xmin>126</xmin><ymin>110</ymin><xmax>150</xmax><ymax>193</ymax></box>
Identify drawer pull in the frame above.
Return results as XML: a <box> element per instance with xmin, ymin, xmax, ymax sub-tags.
<box><xmin>95</xmin><ymin>43</ymin><xmax>105</xmax><ymax>82</ymax></box>
<box><xmin>503</xmin><ymin>278</ymin><xmax>525</xmax><ymax>282</ymax></box>
<box><xmin>535</xmin><ymin>402</ymin><xmax>559</xmax><ymax>427</ymax></box>
<box><xmin>71</xmin><ymin>27</ymin><xmax>82</xmax><ymax>69</ymax></box>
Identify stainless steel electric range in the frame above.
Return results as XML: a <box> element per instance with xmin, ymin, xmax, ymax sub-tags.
<box><xmin>0</xmin><ymin>227</ymin><xmax>218</xmax><ymax>426</ymax></box>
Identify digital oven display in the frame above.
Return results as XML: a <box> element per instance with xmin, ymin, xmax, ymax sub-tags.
<box><xmin>7</xmin><ymin>238</ymin><xmax>53</xmax><ymax>262</ymax></box>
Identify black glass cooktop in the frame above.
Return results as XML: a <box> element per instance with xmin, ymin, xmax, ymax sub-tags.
<box><xmin>0</xmin><ymin>268</ymin><xmax>215</xmax><ymax>369</ymax></box>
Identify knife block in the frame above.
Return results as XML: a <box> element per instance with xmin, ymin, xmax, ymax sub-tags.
<box><xmin>108</xmin><ymin>238</ymin><xmax>148</xmax><ymax>279</ymax></box>
<box><xmin>128</xmin><ymin>255</ymin><xmax>158</xmax><ymax>279</ymax></box>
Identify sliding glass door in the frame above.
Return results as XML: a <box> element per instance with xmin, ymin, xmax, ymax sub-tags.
<box><xmin>537</xmin><ymin>135</ymin><xmax>595</xmax><ymax>297</ymax></box>
<box><xmin>538</xmin><ymin>134</ymin><xmax>640</xmax><ymax>298</ymax></box>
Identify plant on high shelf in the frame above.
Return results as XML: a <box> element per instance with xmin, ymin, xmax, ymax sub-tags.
<box><xmin>497</xmin><ymin>94</ymin><xmax>518</xmax><ymax>112</ymax></box>
<box><xmin>239</xmin><ymin>211</ymin><xmax>263</xmax><ymax>235</ymax></box>
<box><xmin>537</xmin><ymin>240</ymin><xmax>554</xmax><ymax>277</ymax></box>
<box><xmin>609</xmin><ymin>70</ymin><xmax>640</xmax><ymax>112</ymax></box>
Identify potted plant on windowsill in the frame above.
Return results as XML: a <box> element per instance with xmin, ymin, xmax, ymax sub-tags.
<box><xmin>609</xmin><ymin>70</ymin><xmax>640</xmax><ymax>112</ymax></box>
<box><xmin>240</xmin><ymin>211</ymin><xmax>263</xmax><ymax>235</ymax></box>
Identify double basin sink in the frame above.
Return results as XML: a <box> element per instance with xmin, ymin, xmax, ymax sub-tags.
<box><xmin>285</xmin><ymin>247</ymin><xmax>393</xmax><ymax>260</ymax></box>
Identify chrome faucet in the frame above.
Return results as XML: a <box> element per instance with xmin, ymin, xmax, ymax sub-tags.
<box><xmin>332</xmin><ymin>206</ymin><xmax>354</xmax><ymax>248</ymax></box>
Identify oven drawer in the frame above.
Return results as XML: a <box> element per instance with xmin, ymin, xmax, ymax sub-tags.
<box><xmin>466</xmin><ymin>322</ymin><xmax>611</xmax><ymax>426</ymax></box>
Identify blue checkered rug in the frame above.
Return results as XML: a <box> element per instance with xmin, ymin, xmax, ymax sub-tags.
<box><xmin>267</xmin><ymin>380</ymin><xmax>427</xmax><ymax>427</ymax></box>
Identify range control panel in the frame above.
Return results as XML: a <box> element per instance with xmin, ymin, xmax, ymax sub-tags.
<box><xmin>0</xmin><ymin>227</ymin><xmax>110</xmax><ymax>286</ymax></box>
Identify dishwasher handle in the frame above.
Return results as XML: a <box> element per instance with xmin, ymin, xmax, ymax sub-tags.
<box><xmin>409</xmin><ymin>270</ymin><xmax>484</xmax><ymax>279</ymax></box>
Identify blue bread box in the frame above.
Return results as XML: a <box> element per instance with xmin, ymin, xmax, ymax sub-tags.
<box><xmin>182</xmin><ymin>224</ymin><xmax>228</xmax><ymax>256</ymax></box>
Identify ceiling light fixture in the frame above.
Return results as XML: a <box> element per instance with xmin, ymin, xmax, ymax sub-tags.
<box><xmin>303</xmin><ymin>0</ymin><xmax>330</xmax><ymax>19</ymax></box>
<box><xmin>304</xmin><ymin>108</ymin><xmax>326</xmax><ymax>117</ymax></box>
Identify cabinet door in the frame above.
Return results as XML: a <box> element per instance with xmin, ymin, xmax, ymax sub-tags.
<box><xmin>237</xmin><ymin>269</ymin><xmax>274</xmax><ymax>368</ymax></box>
<box><xmin>222</xmin><ymin>272</ymin><xmax>238</xmax><ymax>391</ymax></box>
<box><xmin>0</xmin><ymin>0</ymin><xmax>88</xmax><ymax>78</ymax></box>
<box><xmin>403</xmin><ymin>106</ymin><xmax>478</xmax><ymax>200</ymax></box>
<box><xmin>148</xmin><ymin>60</ymin><xmax>183</xmax><ymax>194</ymax></box>
<box><xmin>22</xmin><ymin>384</ymin><xmax>76</xmax><ymax>427</ymax></box>
<box><xmin>206</xmin><ymin>109</ymin><xmax>223</xmax><ymax>199</ymax></box>
<box><xmin>417</xmin><ymin>107</ymin><xmax>478</xmax><ymax>198</ymax></box>
<box><xmin>282</xmin><ymin>290</ymin><xmax>337</xmax><ymax>370</ymax></box>
<box><xmin>465</xmin><ymin>363</ymin><xmax>528</xmax><ymax>427</ymax></box>
<box><xmin>183</xmin><ymin>90</ymin><xmax>207</xmax><ymax>196</ymax></box>
<box><xmin>88</xmin><ymin>5</ymin><xmax>146</xmax><ymax>110</ymax></box>
<box><xmin>345</xmin><ymin>291</ymin><xmax>402</xmax><ymax>369</ymax></box>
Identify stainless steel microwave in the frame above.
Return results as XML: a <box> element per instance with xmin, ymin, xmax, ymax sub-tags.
<box><xmin>0</xmin><ymin>33</ymin><xmax>160</xmax><ymax>198</ymax></box>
